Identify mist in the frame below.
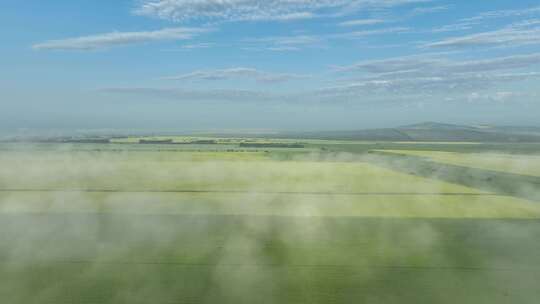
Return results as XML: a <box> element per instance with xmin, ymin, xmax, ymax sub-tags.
<box><xmin>1</xmin><ymin>144</ymin><xmax>539</xmax><ymax>303</ymax></box>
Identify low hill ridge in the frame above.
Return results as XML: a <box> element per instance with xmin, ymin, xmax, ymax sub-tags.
<box><xmin>282</xmin><ymin>122</ymin><xmax>540</xmax><ymax>142</ymax></box>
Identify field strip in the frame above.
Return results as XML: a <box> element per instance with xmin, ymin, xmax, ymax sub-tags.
<box><xmin>364</xmin><ymin>153</ymin><xmax>540</xmax><ymax>202</ymax></box>
<box><xmin>0</xmin><ymin>189</ymin><xmax>499</xmax><ymax>196</ymax></box>
<box><xmin>6</xmin><ymin>259</ymin><xmax>538</xmax><ymax>273</ymax></box>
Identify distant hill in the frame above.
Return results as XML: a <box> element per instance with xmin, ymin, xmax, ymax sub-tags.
<box><xmin>400</xmin><ymin>122</ymin><xmax>477</xmax><ymax>131</ymax></box>
<box><xmin>282</xmin><ymin>122</ymin><xmax>540</xmax><ymax>142</ymax></box>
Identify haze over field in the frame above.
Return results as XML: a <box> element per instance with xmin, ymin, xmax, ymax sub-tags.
<box><xmin>2</xmin><ymin>1</ymin><xmax>540</xmax><ymax>304</ymax></box>
<box><xmin>2</xmin><ymin>141</ymin><xmax>540</xmax><ymax>303</ymax></box>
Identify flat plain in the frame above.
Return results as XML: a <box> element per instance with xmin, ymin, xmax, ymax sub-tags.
<box><xmin>1</xmin><ymin>140</ymin><xmax>540</xmax><ymax>303</ymax></box>
<box><xmin>379</xmin><ymin>149</ymin><xmax>540</xmax><ymax>177</ymax></box>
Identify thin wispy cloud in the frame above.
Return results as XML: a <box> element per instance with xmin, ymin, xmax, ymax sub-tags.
<box><xmin>100</xmin><ymin>85</ymin><xmax>407</xmax><ymax>104</ymax></box>
<box><xmin>244</xmin><ymin>26</ymin><xmax>412</xmax><ymax>52</ymax></box>
<box><xmin>333</xmin><ymin>27</ymin><xmax>411</xmax><ymax>39</ymax></box>
<box><xmin>104</xmin><ymin>52</ymin><xmax>540</xmax><ymax>103</ymax></box>
<box><xmin>102</xmin><ymin>70</ymin><xmax>540</xmax><ymax>105</ymax></box>
<box><xmin>430</xmin><ymin>22</ymin><xmax>477</xmax><ymax>33</ymax></box>
<box><xmin>461</xmin><ymin>5</ymin><xmax>540</xmax><ymax>22</ymax></box>
<box><xmin>179</xmin><ymin>42</ymin><xmax>216</xmax><ymax>49</ymax></box>
<box><xmin>466</xmin><ymin>91</ymin><xmax>536</xmax><ymax>103</ymax></box>
<box><xmin>134</xmin><ymin>0</ymin><xmax>432</xmax><ymax>23</ymax></box>
<box><xmin>328</xmin><ymin>72</ymin><xmax>540</xmax><ymax>94</ymax></box>
<box><xmin>253</xmin><ymin>35</ymin><xmax>322</xmax><ymax>46</ymax></box>
<box><xmin>33</xmin><ymin>27</ymin><xmax>211</xmax><ymax>51</ymax></box>
<box><xmin>162</xmin><ymin>43</ymin><xmax>217</xmax><ymax>51</ymax></box>
<box><xmin>101</xmin><ymin>87</ymin><xmax>283</xmax><ymax>103</ymax></box>
<box><xmin>336</xmin><ymin>55</ymin><xmax>444</xmax><ymax>74</ymax></box>
<box><xmin>244</xmin><ymin>34</ymin><xmax>325</xmax><ymax>51</ymax></box>
<box><xmin>338</xmin><ymin>19</ymin><xmax>386</xmax><ymax>27</ymax></box>
<box><xmin>425</xmin><ymin>5</ymin><xmax>540</xmax><ymax>44</ymax></box>
<box><xmin>162</xmin><ymin>67</ymin><xmax>311</xmax><ymax>84</ymax></box>
<box><xmin>330</xmin><ymin>52</ymin><xmax>540</xmax><ymax>96</ymax></box>
<box><xmin>265</xmin><ymin>46</ymin><xmax>302</xmax><ymax>52</ymax></box>
<box><xmin>423</xmin><ymin>22</ymin><xmax>540</xmax><ymax>48</ymax></box>
<box><xmin>410</xmin><ymin>5</ymin><xmax>450</xmax><ymax>16</ymax></box>
<box><xmin>338</xmin><ymin>53</ymin><xmax>540</xmax><ymax>75</ymax></box>
<box><xmin>271</xmin><ymin>12</ymin><xmax>316</xmax><ymax>21</ymax></box>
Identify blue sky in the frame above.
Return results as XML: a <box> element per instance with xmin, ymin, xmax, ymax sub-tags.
<box><xmin>1</xmin><ymin>0</ymin><xmax>540</xmax><ymax>131</ymax></box>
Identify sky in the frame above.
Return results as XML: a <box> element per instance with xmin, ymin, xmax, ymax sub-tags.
<box><xmin>1</xmin><ymin>0</ymin><xmax>540</xmax><ymax>132</ymax></box>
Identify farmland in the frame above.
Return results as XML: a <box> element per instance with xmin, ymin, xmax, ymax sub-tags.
<box><xmin>379</xmin><ymin>150</ymin><xmax>540</xmax><ymax>177</ymax></box>
<box><xmin>1</xmin><ymin>139</ymin><xmax>540</xmax><ymax>303</ymax></box>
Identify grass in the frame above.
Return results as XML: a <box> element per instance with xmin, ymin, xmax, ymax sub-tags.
<box><xmin>1</xmin><ymin>142</ymin><xmax>540</xmax><ymax>303</ymax></box>
<box><xmin>2</xmin><ymin>215</ymin><xmax>540</xmax><ymax>303</ymax></box>
<box><xmin>2</xmin><ymin>191</ymin><xmax>539</xmax><ymax>218</ymax></box>
<box><xmin>312</xmin><ymin>142</ymin><xmax>540</xmax><ymax>155</ymax></box>
<box><xmin>1</xmin><ymin>149</ymin><xmax>488</xmax><ymax>194</ymax></box>
<box><xmin>378</xmin><ymin>150</ymin><xmax>540</xmax><ymax>177</ymax></box>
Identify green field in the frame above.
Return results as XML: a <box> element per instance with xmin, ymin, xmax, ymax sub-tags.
<box><xmin>1</xmin><ymin>141</ymin><xmax>540</xmax><ymax>303</ymax></box>
<box><xmin>379</xmin><ymin>150</ymin><xmax>540</xmax><ymax>177</ymax></box>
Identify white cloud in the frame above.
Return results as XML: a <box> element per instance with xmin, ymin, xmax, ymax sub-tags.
<box><xmin>336</xmin><ymin>55</ymin><xmax>444</xmax><ymax>74</ymax></box>
<box><xmin>242</xmin><ymin>26</ymin><xmax>409</xmax><ymax>52</ymax></box>
<box><xmin>101</xmin><ymin>87</ymin><xmax>286</xmax><ymax>103</ymax></box>
<box><xmin>100</xmin><ymin>85</ymin><xmax>419</xmax><ymax>104</ymax></box>
<box><xmin>33</xmin><ymin>27</ymin><xmax>211</xmax><ymax>51</ymax></box>
<box><xmin>318</xmin><ymin>72</ymin><xmax>540</xmax><ymax>98</ymax></box>
<box><xmin>467</xmin><ymin>91</ymin><xmax>533</xmax><ymax>103</ymax></box>
<box><xmin>162</xmin><ymin>67</ymin><xmax>310</xmax><ymax>83</ymax></box>
<box><xmin>253</xmin><ymin>35</ymin><xmax>322</xmax><ymax>46</ymax></box>
<box><xmin>410</xmin><ymin>5</ymin><xmax>450</xmax><ymax>16</ymax></box>
<box><xmin>265</xmin><ymin>46</ymin><xmax>302</xmax><ymax>52</ymax></box>
<box><xmin>423</xmin><ymin>6</ymin><xmax>540</xmax><ymax>47</ymax></box>
<box><xmin>338</xmin><ymin>19</ymin><xmax>386</xmax><ymax>27</ymax></box>
<box><xmin>244</xmin><ymin>34</ymin><xmax>325</xmax><ymax>51</ymax></box>
<box><xmin>179</xmin><ymin>42</ymin><xmax>216</xmax><ymax>49</ymax></box>
<box><xmin>430</xmin><ymin>21</ymin><xmax>476</xmax><ymax>33</ymax></box>
<box><xmin>101</xmin><ymin>67</ymin><xmax>540</xmax><ymax>104</ymax></box>
<box><xmin>333</xmin><ymin>27</ymin><xmax>411</xmax><ymax>39</ymax></box>
<box><xmin>161</xmin><ymin>42</ymin><xmax>216</xmax><ymax>51</ymax></box>
<box><xmin>272</xmin><ymin>12</ymin><xmax>316</xmax><ymax>21</ymax></box>
<box><xmin>423</xmin><ymin>22</ymin><xmax>540</xmax><ymax>48</ymax></box>
<box><xmin>461</xmin><ymin>5</ymin><xmax>540</xmax><ymax>22</ymax></box>
<box><xmin>134</xmin><ymin>0</ymin><xmax>432</xmax><ymax>23</ymax></box>
<box><xmin>332</xmin><ymin>53</ymin><xmax>540</xmax><ymax>95</ymax></box>
<box><xmin>448</xmin><ymin>53</ymin><xmax>540</xmax><ymax>73</ymax></box>
<box><xmin>339</xmin><ymin>53</ymin><xmax>540</xmax><ymax>75</ymax></box>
